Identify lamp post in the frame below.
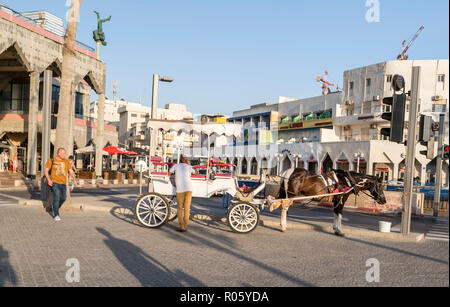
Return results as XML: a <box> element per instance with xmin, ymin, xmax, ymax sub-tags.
<box><xmin>149</xmin><ymin>74</ymin><xmax>174</xmax><ymax>163</ymax></box>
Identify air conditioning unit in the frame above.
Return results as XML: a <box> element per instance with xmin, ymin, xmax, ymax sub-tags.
<box><xmin>373</xmin><ymin>95</ymin><xmax>381</xmax><ymax>101</ymax></box>
<box><xmin>433</xmin><ymin>95</ymin><xmax>442</xmax><ymax>101</ymax></box>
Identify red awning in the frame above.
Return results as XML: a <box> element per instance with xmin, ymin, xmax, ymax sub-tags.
<box><xmin>103</xmin><ymin>146</ymin><xmax>137</xmax><ymax>156</ymax></box>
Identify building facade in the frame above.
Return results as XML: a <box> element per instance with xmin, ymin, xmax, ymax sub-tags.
<box><xmin>0</xmin><ymin>4</ymin><xmax>117</xmax><ymax>176</ymax></box>
<box><xmin>118</xmin><ymin>103</ymin><xmax>193</xmax><ymax>150</ymax></box>
<box><xmin>188</xmin><ymin>60</ymin><xmax>449</xmax><ymax>185</ymax></box>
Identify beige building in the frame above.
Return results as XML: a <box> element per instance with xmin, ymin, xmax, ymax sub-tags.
<box><xmin>0</xmin><ymin>4</ymin><xmax>117</xmax><ymax>176</ymax></box>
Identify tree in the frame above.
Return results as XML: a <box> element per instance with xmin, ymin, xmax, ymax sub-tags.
<box><xmin>54</xmin><ymin>0</ymin><xmax>82</xmax><ymax>154</ymax></box>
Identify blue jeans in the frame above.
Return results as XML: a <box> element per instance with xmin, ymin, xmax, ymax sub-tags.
<box><xmin>52</xmin><ymin>183</ymin><xmax>67</xmax><ymax>217</ymax></box>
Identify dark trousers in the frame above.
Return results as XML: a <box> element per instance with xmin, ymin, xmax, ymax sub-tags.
<box><xmin>52</xmin><ymin>183</ymin><xmax>67</xmax><ymax>217</ymax></box>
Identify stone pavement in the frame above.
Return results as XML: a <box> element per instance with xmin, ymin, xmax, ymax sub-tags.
<box><xmin>0</xmin><ymin>204</ymin><xmax>448</xmax><ymax>287</ymax></box>
<box><xmin>14</xmin><ymin>188</ymin><xmax>435</xmax><ymax>242</ymax></box>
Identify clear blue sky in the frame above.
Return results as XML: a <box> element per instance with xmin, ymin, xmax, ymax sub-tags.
<box><xmin>6</xmin><ymin>0</ymin><xmax>450</xmax><ymax>116</ymax></box>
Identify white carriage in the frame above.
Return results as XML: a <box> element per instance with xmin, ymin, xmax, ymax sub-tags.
<box><xmin>133</xmin><ymin>119</ymin><xmax>265</xmax><ymax>234</ymax></box>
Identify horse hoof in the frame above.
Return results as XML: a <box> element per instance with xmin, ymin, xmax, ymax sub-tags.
<box><xmin>281</xmin><ymin>228</ymin><xmax>288</xmax><ymax>233</ymax></box>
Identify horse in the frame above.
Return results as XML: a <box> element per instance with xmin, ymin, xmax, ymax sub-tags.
<box><xmin>267</xmin><ymin>168</ymin><xmax>387</xmax><ymax>236</ymax></box>
<box><xmin>331</xmin><ymin>170</ymin><xmax>387</xmax><ymax>236</ymax></box>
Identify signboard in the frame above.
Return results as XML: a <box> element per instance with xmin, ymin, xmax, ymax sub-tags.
<box><xmin>278</xmin><ymin>118</ymin><xmax>333</xmax><ymax>131</ymax></box>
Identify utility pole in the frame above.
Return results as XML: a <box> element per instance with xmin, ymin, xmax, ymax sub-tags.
<box><xmin>433</xmin><ymin>113</ymin><xmax>445</xmax><ymax>217</ymax></box>
<box><xmin>401</xmin><ymin>66</ymin><xmax>421</xmax><ymax>235</ymax></box>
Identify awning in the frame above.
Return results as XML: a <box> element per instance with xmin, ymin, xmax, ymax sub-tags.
<box><xmin>103</xmin><ymin>146</ymin><xmax>137</xmax><ymax>156</ymax></box>
<box><xmin>75</xmin><ymin>145</ymin><xmax>109</xmax><ymax>156</ymax></box>
<box><xmin>147</xmin><ymin>119</ymin><xmax>242</xmax><ymax>137</ymax></box>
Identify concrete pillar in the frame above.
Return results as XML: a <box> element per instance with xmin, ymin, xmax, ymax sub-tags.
<box><xmin>26</xmin><ymin>71</ymin><xmax>39</xmax><ymax>178</ymax></box>
<box><xmin>41</xmin><ymin>70</ymin><xmax>52</xmax><ymax>175</ymax></box>
<box><xmin>419</xmin><ymin>162</ymin><xmax>427</xmax><ymax>186</ymax></box>
<box><xmin>67</xmin><ymin>85</ymin><xmax>77</xmax><ymax>157</ymax></box>
<box><xmin>95</xmin><ymin>93</ymin><xmax>106</xmax><ymax>178</ymax></box>
<box><xmin>368</xmin><ymin>162</ymin><xmax>374</xmax><ymax>176</ymax></box>
<box><xmin>392</xmin><ymin>163</ymin><xmax>399</xmax><ymax>181</ymax></box>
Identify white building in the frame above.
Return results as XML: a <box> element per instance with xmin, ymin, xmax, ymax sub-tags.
<box><xmin>186</xmin><ymin>60</ymin><xmax>449</xmax><ymax>185</ymax></box>
<box><xmin>118</xmin><ymin>103</ymin><xmax>193</xmax><ymax>149</ymax></box>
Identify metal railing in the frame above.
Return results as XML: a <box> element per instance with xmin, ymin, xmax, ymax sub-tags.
<box><xmin>423</xmin><ymin>195</ymin><xmax>449</xmax><ymax>212</ymax></box>
<box><xmin>0</xmin><ymin>3</ymin><xmax>95</xmax><ymax>52</ymax></box>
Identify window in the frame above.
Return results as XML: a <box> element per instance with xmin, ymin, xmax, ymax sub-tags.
<box><xmin>438</xmin><ymin>74</ymin><xmax>446</xmax><ymax>90</ymax></box>
<box><xmin>349</xmin><ymin>81</ymin><xmax>354</xmax><ymax>96</ymax></box>
<box><xmin>75</xmin><ymin>93</ymin><xmax>84</xmax><ymax>118</ymax></box>
<box><xmin>366</xmin><ymin>78</ymin><xmax>371</xmax><ymax>87</ymax></box>
<box><xmin>387</xmin><ymin>75</ymin><xmax>393</xmax><ymax>83</ymax></box>
<box><xmin>131</xmin><ymin>113</ymin><xmax>137</xmax><ymax>118</ymax></box>
<box><xmin>432</xmin><ymin>104</ymin><xmax>447</xmax><ymax>113</ymax></box>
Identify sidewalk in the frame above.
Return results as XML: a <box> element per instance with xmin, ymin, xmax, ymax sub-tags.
<box><xmin>16</xmin><ymin>190</ymin><xmax>435</xmax><ymax>242</ymax></box>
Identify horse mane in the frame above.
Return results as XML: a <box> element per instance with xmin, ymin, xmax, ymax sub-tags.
<box><xmin>334</xmin><ymin>170</ymin><xmax>381</xmax><ymax>183</ymax></box>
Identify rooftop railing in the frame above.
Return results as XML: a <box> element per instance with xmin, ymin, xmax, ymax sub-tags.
<box><xmin>0</xmin><ymin>3</ymin><xmax>95</xmax><ymax>52</ymax></box>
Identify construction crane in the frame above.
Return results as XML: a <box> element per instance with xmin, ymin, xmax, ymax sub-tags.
<box><xmin>316</xmin><ymin>71</ymin><xmax>342</xmax><ymax>95</ymax></box>
<box><xmin>397</xmin><ymin>25</ymin><xmax>424</xmax><ymax>61</ymax></box>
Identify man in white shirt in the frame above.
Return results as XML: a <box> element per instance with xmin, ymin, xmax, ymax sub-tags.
<box><xmin>168</xmin><ymin>155</ymin><xmax>197</xmax><ymax>232</ymax></box>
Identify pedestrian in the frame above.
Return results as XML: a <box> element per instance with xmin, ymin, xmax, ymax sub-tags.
<box><xmin>67</xmin><ymin>156</ymin><xmax>79</xmax><ymax>190</ymax></box>
<box><xmin>3</xmin><ymin>152</ymin><xmax>9</xmax><ymax>172</ymax></box>
<box><xmin>44</xmin><ymin>148</ymin><xmax>76</xmax><ymax>221</ymax></box>
<box><xmin>167</xmin><ymin>155</ymin><xmax>197</xmax><ymax>232</ymax></box>
<box><xmin>12</xmin><ymin>153</ymin><xmax>18</xmax><ymax>173</ymax></box>
<box><xmin>0</xmin><ymin>152</ymin><xmax>4</xmax><ymax>172</ymax></box>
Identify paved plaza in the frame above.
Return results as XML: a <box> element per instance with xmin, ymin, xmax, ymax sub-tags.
<box><xmin>0</xmin><ymin>191</ymin><xmax>448</xmax><ymax>287</ymax></box>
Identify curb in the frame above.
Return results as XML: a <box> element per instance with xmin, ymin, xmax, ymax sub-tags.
<box><xmin>18</xmin><ymin>199</ymin><xmax>84</xmax><ymax>212</ymax></box>
<box><xmin>17</xmin><ymin>200</ymin><xmax>425</xmax><ymax>242</ymax></box>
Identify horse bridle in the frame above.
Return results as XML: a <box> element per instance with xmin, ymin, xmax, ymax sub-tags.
<box><xmin>369</xmin><ymin>178</ymin><xmax>385</xmax><ymax>201</ymax></box>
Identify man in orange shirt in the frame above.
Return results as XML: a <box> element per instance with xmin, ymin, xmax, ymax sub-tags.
<box><xmin>44</xmin><ymin>148</ymin><xmax>76</xmax><ymax>221</ymax></box>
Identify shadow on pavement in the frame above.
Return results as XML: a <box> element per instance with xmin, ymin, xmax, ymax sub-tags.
<box><xmin>96</xmin><ymin>227</ymin><xmax>205</xmax><ymax>287</ymax></box>
<box><xmin>160</xmin><ymin>223</ymin><xmax>315</xmax><ymax>287</ymax></box>
<box><xmin>342</xmin><ymin>236</ymin><xmax>449</xmax><ymax>266</ymax></box>
<box><xmin>0</xmin><ymin>245</ymin><xmax>17</xmax><ymax>287</ymax></box>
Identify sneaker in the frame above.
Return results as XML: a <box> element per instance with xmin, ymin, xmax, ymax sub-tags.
<box><xmin>54</xmin><ymin>216</ymin><xmax>61</xmax><ymax>222</ymax></box>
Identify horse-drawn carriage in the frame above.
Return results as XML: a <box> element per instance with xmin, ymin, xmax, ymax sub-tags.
<box><xmin>133</xmin><ymin>120</ymin><xmax>387</xmax><ymax>236</ymax></box>
<box><xmin>134</xmin><ymin>166</ymin><xmax>268</xmax><ymax>233</ymax></box>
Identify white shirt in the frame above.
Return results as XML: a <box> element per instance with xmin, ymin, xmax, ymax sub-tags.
<box><xmin>169</xmin><ymin>163</ymin><xmax>196</xmax><ymax>193</ymax></box>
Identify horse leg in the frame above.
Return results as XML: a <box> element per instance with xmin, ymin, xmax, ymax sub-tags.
<box><xmin>334</xmin><ymin>196</ymin><xmax>348</xmax><ymax>237</ymax></box>
<box><xmin>333</xmin><ymin>198</ymin><xmax>339</xmax><ymax>232</ymax></box>
<box><xmin>280</xmin><ymin>207</ymin><xmax>288</xmax><ymax>232</ymax></box>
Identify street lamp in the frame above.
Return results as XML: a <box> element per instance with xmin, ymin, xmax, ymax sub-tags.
<box><xmin>149</xmin><ymin>74</ymin><xmax>174</xmax><ymax>162</ymax></box>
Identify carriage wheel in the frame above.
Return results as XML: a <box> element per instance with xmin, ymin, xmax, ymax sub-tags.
<box><xmin>227</xmin><ymin>203</ymin><xmax>260</xmax><ymax>234</ymax></box>
<box><xmin>167</xmin><ymin>196</ymin><xmax>178</xmax><ymax>222</ymax></box>
<box><xmin>134</xmin><ymin>193</ymin><xmax>171</xmax><ymax>228</ymax></box>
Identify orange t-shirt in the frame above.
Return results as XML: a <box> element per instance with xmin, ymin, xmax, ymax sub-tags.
<box><xmin>45</xmin><ymin>158</ymin><xmax>71</xmax><ymax>185</ymax></box>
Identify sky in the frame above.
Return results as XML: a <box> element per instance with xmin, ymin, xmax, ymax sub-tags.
<box><xmin>5</xmin><ymin>0</ymin><xmax>449</xmax><ymax>116</ymax></box>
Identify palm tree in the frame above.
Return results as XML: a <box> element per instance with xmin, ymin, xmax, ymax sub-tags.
<box><xmin>55</xmin><ymin>0</ymin><xmax>82</xmax><ymax>154</ymax></box>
